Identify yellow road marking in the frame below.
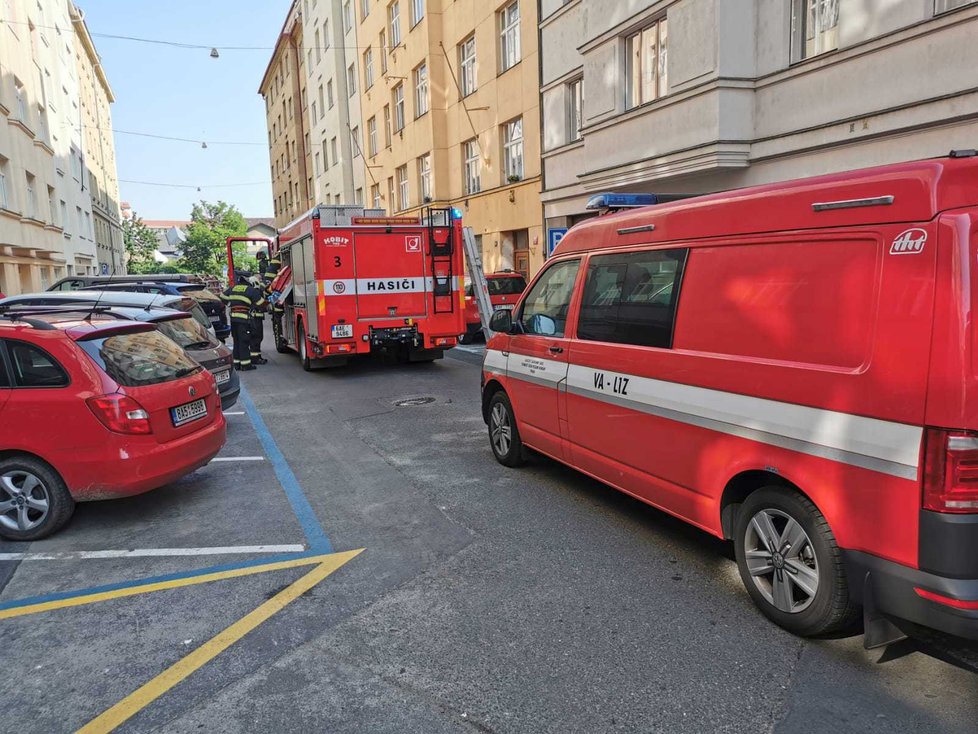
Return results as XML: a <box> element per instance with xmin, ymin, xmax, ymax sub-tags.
<box><xmin>77</xmin><ymin>548</ymin><xmax>362</xmax><ymax>734</ymax></box>
<box><xmin>0</xmin><ymin>552</ymin><xmax>354</xmax><ymax>621</ymax></box>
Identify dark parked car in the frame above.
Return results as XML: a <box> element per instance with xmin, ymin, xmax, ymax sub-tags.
<box><xmin>48</xmin><ymin>273</ymin><xmax>203</xmax><ymax>291</ymax></box>
<box><xmin>85</xmin><ymin>282</ymin><xmax>230</xmax><ymax>341</ymax></box>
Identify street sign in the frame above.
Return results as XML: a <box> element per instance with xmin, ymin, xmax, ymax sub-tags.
<box><xmin>547</xmin><ymin>228</ymin><xmax>568</xmax><ymax>257</ymax></box>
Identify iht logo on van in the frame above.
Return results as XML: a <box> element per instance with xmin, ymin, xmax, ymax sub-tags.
<box><xmin>890</xmin><ymin>228</ymin><xmax>927</xmax><ymax>255</ymax></box>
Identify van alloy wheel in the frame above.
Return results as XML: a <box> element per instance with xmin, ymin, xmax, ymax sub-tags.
<box><xmin>0</xmin><ymin>470</ymin><xmax>51</xmax><ymax>533</ymax></box>
<box><xmin>744</xmin><ymin>508</ymin><xmax>819</xmax><ymax>614</ymax></box>
<box><xmin>490</xmin><ymin>402</ymin><xmax>512</xmax><ymax>456</ymax></box>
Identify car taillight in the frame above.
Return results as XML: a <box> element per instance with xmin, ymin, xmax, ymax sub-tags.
<box><xmin>921</xmin><ymin>428</ymin><xmax>978</xmax><ymax>513</ymax></box>
<box><xmin>87</xmin><ymin>394</ymin><xmax>152</xmax><ymax>435</ymax></box>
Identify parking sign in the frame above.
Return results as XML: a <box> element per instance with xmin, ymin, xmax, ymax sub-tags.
<box><xmin>547</xmin><ymin>228</ymin><xmax>568</xmax><ymax>258</ymax></box>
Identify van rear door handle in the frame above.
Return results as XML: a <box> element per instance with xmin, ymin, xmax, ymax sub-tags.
<box><xmin>548</xmin><ymin>345</ymin><xmax>564</xmax><ymax>354</ymax></box>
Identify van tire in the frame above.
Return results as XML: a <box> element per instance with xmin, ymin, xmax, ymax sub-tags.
<box><xmin>487</xmin><ymin>392</ymin><xmax>525</xmax><ymax>467</ymax></box>
<box><xmin>734</xmin><ymin>487</ymin><xmax>859</xmax><ymax>637</ymax></box>
<box><xmin>0</xmin><ymin>455</ymin><xmax>75</xmax><ymax>541</ymax></box>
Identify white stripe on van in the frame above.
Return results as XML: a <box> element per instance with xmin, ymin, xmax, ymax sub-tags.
<box><xmin>484</xmin><ymin>348</ymin><xmax>921</xmax><ymax>481</ymax></box>
<box><xmin>322</xmin><ymin>277</ymin><xmax>460</xmax><ymax>296</ymax></box>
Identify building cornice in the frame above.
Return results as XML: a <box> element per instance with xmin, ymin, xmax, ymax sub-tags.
<box><xmin>259</xmin><ymin>0</ymin><xmax>301</xmax><ymax>94</ymax></box>
<box><xmin>70</xmin><ymin>4</ymin><xmax>115</xmax><ymax>102</ymax></box>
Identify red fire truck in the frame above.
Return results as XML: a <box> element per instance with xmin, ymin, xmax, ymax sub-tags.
<box><xmin>253</xmin><ymin>205</ymin><xmax>465</xmax><ymax>369</ymax></box>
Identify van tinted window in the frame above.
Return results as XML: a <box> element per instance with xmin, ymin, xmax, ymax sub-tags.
<box><xmin>5</xmin><ymin>341</ymin><xmax>69</xmax><ymax>388</ymax></box>
<box><xmin>519</xmin><ymin>259</ymin><xmax>580</xmax><ymax>337</ymax></box>
<box><xmin>577</xmin><ymin>249</ymin><xmax>687</xmax><ymax>348</ymax></box>
<box><xmin>78</xmin><ymin>330</ymin><xmax>201</xmax><ymax>387</ymax></box>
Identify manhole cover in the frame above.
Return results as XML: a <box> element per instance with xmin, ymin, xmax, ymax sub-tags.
<box><xmin>395</xmin><ymin>397</ymin><xmax>436</xmax><ymax>407</ymax></box>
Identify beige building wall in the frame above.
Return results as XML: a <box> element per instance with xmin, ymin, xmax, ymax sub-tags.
<box><xmin>0</xmin><ymin>0</ymin><xmax>101</xmax><ymax>295</ymax></box>
<box><xmin>540</xmin><ymin>0</ymin><xmax>978</xmax><ymax>234</ymax></box>
<box><xmin>356</xmin><ymin>0</ymin><xmax>544</xmax><ymax>278</ymax></box>
<box><xmin>260</xmin><ymin>0</ymin><xmax>315</xmax><ymax>229</ymax></box>
<box><xmin>302</xmin><ymin>0</ymin><xmax>367</xmax><ymax>206</ymax></box>
<box><xmin>72</xmin><ymin>4</ymin><xmax>124</xmax><ymax>275</ymax></box>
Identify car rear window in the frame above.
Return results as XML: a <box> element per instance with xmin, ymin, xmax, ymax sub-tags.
<box><xmin>180</xmin><ymin>286</ymin><xmax>221</xmax><ymax>303</ymax></box>
<box><xmin>78</xmin><ymin>329</ymin><xmax>202</xmax><ymax>387</ymax></box>
<box><xmin>155</xmin><ymin>317</ymin><xmax>217</xmax><ymax>350</ymax></box>
<box><xmin>488</xmin><ymin>276</ymin><xmax>526</xmax><ymax>296</ymax></box>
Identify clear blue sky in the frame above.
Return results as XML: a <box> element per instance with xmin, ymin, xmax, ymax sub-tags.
<box><xmin>80</xmin><ymin>0</ymin><xmax>288</xmax><ymax>220</ymax></box>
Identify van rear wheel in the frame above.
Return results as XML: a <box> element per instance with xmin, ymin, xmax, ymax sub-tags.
<box><xmin>734</xmin><ymin>487</ymin><xmax>858</xmax><ymax>637</ymax></box>
<box><xmin>487</xmin><ymin>392</ymin><xmax>525</xmax><ymax>467</ymax></box>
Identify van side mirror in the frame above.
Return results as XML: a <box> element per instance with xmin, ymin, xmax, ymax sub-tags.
<box><xmin>489</xmin><ymin>309</ymin><xmax>513</xmax><ymax>334</ymax></box>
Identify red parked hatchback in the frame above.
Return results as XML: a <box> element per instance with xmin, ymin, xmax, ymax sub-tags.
<box><xmin>0</xmin><ymin>310</ymin><xmax>227</xmax><ymax>540</ymax></box>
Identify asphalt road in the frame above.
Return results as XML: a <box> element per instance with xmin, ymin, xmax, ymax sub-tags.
<box><xmin>1</xmin><ymin>341</ymin><xmax>977</xmax><ymax>733</ymax></box>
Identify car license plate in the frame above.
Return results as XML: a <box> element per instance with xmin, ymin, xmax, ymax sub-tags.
<box><xmin>171</xmin><ymin>398</ymin><xmax>207</xmax><ymax>427</ymax></box>
<box><xmin>209</xmin><ymin>316</ymin><xmax>221</xmax><ymax>323</ymax></box>
<box><xmin>331</xmin><ymin>324</ymin><xmax>354</xmax><ymax>338</ymax></box>
<box><xmin>496</xmin><ymin>304</ymin><xmax>514</xmax><ymax>311</ymax></box>
<box><xmin>214</xmin><ymin>369</ymin><xmax>231</xmax><ymax>385</ymax></box>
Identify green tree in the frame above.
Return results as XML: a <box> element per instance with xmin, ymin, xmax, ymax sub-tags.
<box><xmin>122</xmin><ymin>213</ymin><xmax>159</xmax><ymax>274</ymax></box>
<box><xmin>180</xmin><ymin>200</ymin><xmax>247</xmax><ymax>275</ymax></box>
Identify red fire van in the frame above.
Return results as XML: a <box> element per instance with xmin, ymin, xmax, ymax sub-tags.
<box><xmin>481</xmin><ymin>151</ymin><xmax>978</xmax><ymax>644</ymax></box>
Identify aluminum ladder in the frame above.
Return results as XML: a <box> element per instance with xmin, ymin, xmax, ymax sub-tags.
<box><xmin>461</xmin><ymin>226</ymin><xmax>495</xmax><ymax>338</ymax></box>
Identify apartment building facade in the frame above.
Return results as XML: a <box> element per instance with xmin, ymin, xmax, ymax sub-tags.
<box><xmin>260</xmin><ymin>0</ymin><xmax>316</xmax><ymax>229</ymax></box>
<box><xmin>540</xmin><ymin>0</ymin><xmax>978</xmax><ymax>236</ymax></box>
<box><xmin>301</xmin><ymin>0</ymin><xmax>366</xmax><ymax>206</ymax></box>
<box><xmin>356</xmin><ymin>0</ymin><xmax>543</xmax><ymax>277</ymax></box>
<box><xmin>72</xmin><ymin>4</ymin><xmax>124</xmax><ymax>275</ymax></box>
<box><xmin>0</xmin><ymin>0</ymin><xmax>102</xmax><ymax>295</ymax></box>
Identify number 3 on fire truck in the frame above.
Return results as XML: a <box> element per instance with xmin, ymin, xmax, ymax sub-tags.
<box><xmin>405</xmin><ymin>236</ymin><xmax>421</xmax><ymax>253</ymax></box>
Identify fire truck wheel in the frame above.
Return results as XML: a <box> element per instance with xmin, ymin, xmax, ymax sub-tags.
<box><xmin>487</xmin><ymin>391</ymin><xmax>526</xmax><ymax>468</ymax></box>
<box><xmin>733</xmin><ymin>487</ymin><xmax>859</xmax><ymax>637</ymax></box>
<box><xmin>298</xmin><ymin>323</ymin><xmax>313</xmax><ymax>371</ymax></box>
<box><xmin>458</xmin><ymin>331</ymin><xmax>473</xmax><ymax>345</ymax></box>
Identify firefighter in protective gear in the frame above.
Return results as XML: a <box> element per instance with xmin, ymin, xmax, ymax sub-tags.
<box><xmin>258</xmin><ymin>249</ymin><xmax>281</xmax><ymax>283</ymax></box>
<box><xmin>250</xmin><ymin>274</ymin><xmax>269</xmax><ymax>366</ymax></box>
<box><xmin>221</xmin><ymin>273</ymin><xmax>264</xmax><ymax>371</ymax></box>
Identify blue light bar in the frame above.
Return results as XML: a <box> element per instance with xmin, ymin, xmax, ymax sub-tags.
<box><xmin>451</xmin><ymin>207</ymin><xmax>464</xmax><ymax>220</ymax></box>
<box><xmin>585</xmin><ymin>193</ymin><xmax>657</xmax><ymax>211</ymax></box>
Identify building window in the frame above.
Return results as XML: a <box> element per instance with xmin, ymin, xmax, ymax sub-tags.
<box><xmin>364</xmin><ymin>47</ymin><xmax>375</xmax><ymax>88</ymax></box>
<box><xmin>324</xmin><ymin>20</ymin><xmax>331</xmax><ymax>49</ymax></box>
<box><xmin>389</xmin><ymin>1</ymin><xmax>401</xmax><ymax>47</ymax></box>
<box><xmin>371</xmin><ymin>183</ymin><xmax>381</xmax><ymax>209</ymax></box>
<box><xmin>14</xmin><ymin>78</ymin><xmax>27</xmax><ymax>120</ymax></box>
<box><xmin>361</xmin><ymin>0</ymin><xmax>370</xmax><ymax>18</ymax></box>
<box><xmin>348</xmin><ymin>63</ymin><xmax>357</xmax><ymax>95</ymax></box>
<box><xmin>322</xmin><ymin>139</ymin><xmax>329</xmax><ymax>168</ymax></box>
<box><xmin>459</xmin><ymin>35</ymin><xmax>477</xmax><ymax>97</ymax></box>
<box><xmin>383</xmin><ymin>104</ymin><xmax>392</xmax><ymax>147</ymax></box>
<box><xmin>315</xmin><ymin>28</ymin><xmax>322</xmax><ymax>63</ymax></box>
<box><xmin>343</xmin><ymin>0</ymin><xmax>353</xmax><ymax>32</ymax></box>
<box><xmin>351</xmin><ymin>126</ymin><xmax>361</xmax><ymax>157</ymax></box>
<box><xmin>0</xmin><ymin>156</ymin><xmax>9</xmax><ymax>210</ymax></box>
<box><xmin>387</xmin><ymin>176</ymin><xmax>395</xmax><ymax>210</ymax></box>
<box><xmin>791</xmin><ymin>0</ymin><xmax>839</xmax><ymax>62</ymax></box>
<box><xmin>418</xmin><ymin>153</ymin><xmax>432</xmax><ymax>202</ymax></box>
<box><xmin>463</xmin><ymin>139</ymin><xmax>480</xmax><ymax>194</ymax></box>
<box><xmin>568</xmin><ymin>77</ymin><xmax>583</xmax><ymax>142</ymax></box>
<box><xmin>318</xmin><ymin>84</ymin><xmax>325</xmax><ymax>114</ymax></box>
<box><xmin>368</xmin><ymin>116</ymin><xmax>378</xmax><ymax>155</ymax></box>
<box><xmin>59</xmin><ymin>200</ymin><xmax>67</xmax><ymax>232</ymax></box>
<box><xmin>380</xmin><ymin>30</ymin><xmax>389</xmax><ymax>72</ymax></box>
<box><xmin>935</xmin><ymin>0</ymin><xmax>978</xmax><ymax>10</ymax></box>
<box><xmin>414</xmin><ymin>62</ymin><xmax>429</xmax><ymax>117</ymax></box>
<box><xmin>396</xmin><ymin>165</ymin><xmax>409</xmax><ymax>211</ymax></box>
<box><xmin>315</xmin><ymin>152</ymin><xmax>321</xmax><ymax>175</ymax></box>
<box><xmin>25</xmin><ymin>173</ymin><xmax>36</xmax><ymax>219</ymax></box>
<box><xmin>503</xmin><ymin>117</ymin><xmax>524</xmax><ymax>182</ymax></box>
<box><xmin>330</xmin><ymin>137</ymin><xmax>338</xmax><ymax>166</ymax></box>
<box><xmin>47</xmin><ymin>186</ymin><xmax>55</xmax><ymax>224</ymax></box>
<box><xmin>411</xmin><ymin>0</ymin><xmax>424</xmax><ymax>26</ymax></box>
<box><xmin>625</xmin><ymin>18</ymin><xmax>668</xmax><ymax>109</ymax></box>
<box><xmin>327</xmin><ymin>79</ymin><xmax>334</xmax><ymax>108</ymax></box>
<box><xmin>393</xmin><ymin>83</ymin><xmax>405</xmax><ymax>131</ymax></box>
<box><xmin>355</xmin><ymin>187</ymin><xmax>364</xmax><ymax>205</ymax></box>
<box><xmin>499</xmin><ymin>1</ymin><xmax>521</xmax><ymax>72</ymax></box>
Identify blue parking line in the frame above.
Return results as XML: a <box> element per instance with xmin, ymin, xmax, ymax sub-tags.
<box><xmin>239</xmin><ymin>385</ymin><xmax>333</xmax><ymax>552</ymax></box>
<box><xmin>0</xmin><ymin>549</ymin><xmax>319</xmax><ymax>612</ymax></box>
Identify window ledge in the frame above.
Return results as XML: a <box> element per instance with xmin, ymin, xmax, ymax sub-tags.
<box><xmin>34</xmin><ymin>139</ymin><xmax>55</xmax><ymax>156</ymax></box>
<box><xmin>0</xmin><ymin>207</ymin><xmax>22</xmax><ymax>221</ymax></box>
<box><xmin>498</xmin><ymin>60</ymin><xmax>523</xmax><ymax>77</ymax></box>
<box><xmin>22</xmin><ymin>216</ymin><xmax>46</xmax><ymax>228</ymax></box>
<box><xmin>0</xmin><ymin>101</ymin><xmax>10</xmax><ymax>116</ymax></box>
<box><xmin>8</xmin><ymin>118</ymin><xmax>36</xmax><ymax>138</ymax></box>
<box><xmin>542</xmin><ymin>139</ymin><xmax>585</xmax><ymax>158</ymax></box>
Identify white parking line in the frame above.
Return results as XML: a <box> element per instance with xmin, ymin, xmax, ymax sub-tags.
<box><xmin>0</xmin><ymin>544</ymin><xmax>306</xmax><ymax>561</ymax></box>
<box><xmin>210</xmin><ymin>456</ymin><xmax>265</xmax><ymax>462</ymax></box>
<box><xmin>223</xmin><ymin>411</ymin><xmax>246</xmax><ymax>415</ymax></box>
